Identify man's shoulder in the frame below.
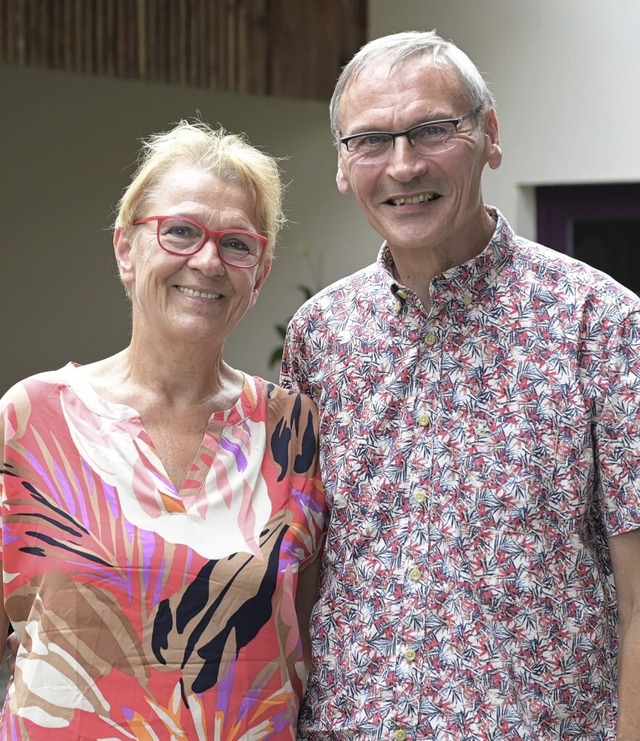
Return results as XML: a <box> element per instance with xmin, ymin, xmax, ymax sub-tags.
<box><xmin>291</xmin><ymin>261</ymin><xmax>382</xmax><ymax>319</ymax></box>
<box><xmin>512</xmin><ymin>234</ymin><xmax>640</xmax><ymax>310</ymax></box>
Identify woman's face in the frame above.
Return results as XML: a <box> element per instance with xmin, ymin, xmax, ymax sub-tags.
<box><xmin>114</xmin><ymin>165</ymin><xmax>271</xmax><ymax>350</ymax></box>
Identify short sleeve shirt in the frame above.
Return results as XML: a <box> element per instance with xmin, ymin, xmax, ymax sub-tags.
<box><xmin>282</xmin><ymin>208</ymin><xmax>640</xmax><ymax>740</ymax></box>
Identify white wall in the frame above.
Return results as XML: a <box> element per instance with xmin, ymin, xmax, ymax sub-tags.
<box><xmin>6</xmin><ymin>0</ymin><xmax>636</xmax><ymax>394</ymax></box>
<box><xmin>370</xmin><ymin>0</ymin><xmax>640</xmax><ymax>236</ymax></box>
<box><xmin>0</xmin><ymin>64</ymin><xmax>379</xmax><ymax>391</ymax></box>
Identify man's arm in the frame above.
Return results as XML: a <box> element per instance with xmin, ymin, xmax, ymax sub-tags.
<box><xmin>609</xmin><ymin>527</ymin><xmax>640</xmax><ymax>740</ymax></box>
<box><xmin>279</xmin><ymin>314</ymin><xmax>309</xmax><ymax>395</ymax></box>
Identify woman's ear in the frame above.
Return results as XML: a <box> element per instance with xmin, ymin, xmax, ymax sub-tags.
<box><xmin>114</xmin><ymin>226</ymin><xmax>135</xmax><ymax>286</ymax></box>
<box><xmin>248</xmin><ymin>256</ymin><xmax>273</xmax><ymax>310</ymax></box>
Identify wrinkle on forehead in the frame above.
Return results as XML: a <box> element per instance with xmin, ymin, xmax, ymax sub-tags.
<box><xmin>339</xmin><ymin>61</ymin><xmax>468</xmax><ymax>134</ymax></box>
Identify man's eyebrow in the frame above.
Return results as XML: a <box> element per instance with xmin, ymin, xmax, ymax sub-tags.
<box><xmin>346</xmin><ymin>113</ymin><xmax>454</xmax><ymax>136</ymax></box>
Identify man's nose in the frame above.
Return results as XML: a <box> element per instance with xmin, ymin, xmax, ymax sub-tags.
<box><xmin>386</xmin><ymin>134</ymin><xmax>428</xmax><ymax>179</ymax></box>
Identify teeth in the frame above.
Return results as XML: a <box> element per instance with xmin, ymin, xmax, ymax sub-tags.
<box><xmin>390</xmin><ymin>193</ymin><xmax>437</xmax><ymax>206</ymax></box>
<box><xmin>177</xmin><ymin>286</ymin><xmax>221</xmax><ymax>299</ymax></box>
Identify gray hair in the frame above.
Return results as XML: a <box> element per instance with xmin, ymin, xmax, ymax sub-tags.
<box><xmin>329</xmin><ymin>30</ymin><xmax>496</xmax><ymax>137</ymax></box>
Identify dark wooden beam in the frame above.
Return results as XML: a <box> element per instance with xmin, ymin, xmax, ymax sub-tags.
<box><xmin>0</xmin><ymin>0</ymin><xmax>367</xmax><ymax>101</ymax></box>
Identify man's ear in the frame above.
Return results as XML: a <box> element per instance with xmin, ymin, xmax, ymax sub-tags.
<box><xmin>485</xmin><ymin>108</ymin><xmax>502</xmax><ymax>171</ymax></box>
<box><xmin>114</xmin><ymin>226</ymin><xmax>135</xmax><ymax>285</ymax></box>
<box><xmin>248</xmin><ymin>256</ymin><xmax>272</xmax><ymax>310</ymax></box>
<box><xmin>336</xmin><ymin>145</ymin><xmax>352</xmax><ymax>194</ymax></box>
<box><xmin>336</xmin><ymin>165</ymin><xmax>351</xmax><ymax>194</ymax></box>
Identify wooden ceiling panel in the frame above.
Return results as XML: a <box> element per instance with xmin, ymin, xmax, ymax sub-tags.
<box><xmin>0</xmin><ymin>0</ymin><xmax>367</xmax><ymax>100</ymax></box>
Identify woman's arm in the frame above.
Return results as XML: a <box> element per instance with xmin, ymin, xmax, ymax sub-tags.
<box><xmin>0</xmin><ymin>414</ymin><xmax>10</xmax><ymax>664</ymax></box>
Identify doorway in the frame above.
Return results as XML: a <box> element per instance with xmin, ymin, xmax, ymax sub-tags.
<box><xmin>536</xmin><ymin>183</ymin><xmax>640</xmax><ymax>296</ymax></box>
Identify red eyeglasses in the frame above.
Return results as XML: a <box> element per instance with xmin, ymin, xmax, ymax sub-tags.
<box><xmin>134</xmin><ymin>215</ymin><xmax>268</xmax><ymax>269</ymax></box>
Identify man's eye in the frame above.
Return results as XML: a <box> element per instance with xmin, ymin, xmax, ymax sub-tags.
<box><xmin>362</xmin><ymin>134</ymin><xmax>387</xmax><ymax>146</ymax></box>
<box><xmin>415</xmin><ymin>122</ymin><xmax>455</xmax><ymax>139</ymax></box>
<box><xmin>352</xmin><ymin>134</ymin><xmax>390</xmax><ymax>151</ymax></box>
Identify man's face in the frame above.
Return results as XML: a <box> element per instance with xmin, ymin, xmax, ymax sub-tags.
<box><xmin>336</xmin><ymin>59</ymin><xmax>501</xmax><ymax>258</ymax></box>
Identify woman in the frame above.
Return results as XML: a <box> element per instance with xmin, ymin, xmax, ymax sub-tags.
<box><xmin>0</xmin><ymin>120</ymin><xmax>326</xmax><ymax>739</ymax></box>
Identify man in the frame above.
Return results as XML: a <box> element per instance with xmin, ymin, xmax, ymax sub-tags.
<box><xmin>281</xmin><ymin>30</ymin><xmax>640</xmax><ymax>740</ymax></box>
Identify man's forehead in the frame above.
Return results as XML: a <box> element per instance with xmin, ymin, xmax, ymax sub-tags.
<box><xmin>339</xmin><ymin>61</ymin><xmax>466</xmax><ymax>131</ymax></box>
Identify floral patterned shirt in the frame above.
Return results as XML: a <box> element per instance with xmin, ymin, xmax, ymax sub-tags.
<box><xmin>0</xmin><ymin>365</ymin><xmax>326</xmax><ymax>740</ymax></box>
<box><xmin>281</xmin><ymin>207</ymin><xmax>640</xmax><ymax>740</ymax></box>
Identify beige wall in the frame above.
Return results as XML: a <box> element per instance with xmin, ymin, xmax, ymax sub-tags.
<box><xmin>369</xmin><ymin>0</ymin><xmax>640</xmax><ymax>236</ymax></box>
<box><xmin>5</xmin><ymin>0</ymin><xmax>638</xmax><ymax>394</ymax></box>
<box><xmin>0</xmin><ymin>64</ymin><xmax>379</xmax><ymax>391</ymax></box>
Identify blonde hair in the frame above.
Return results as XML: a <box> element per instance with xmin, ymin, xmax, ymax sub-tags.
<box><xmin>115</xmin><ymin>119</ymin><xmax>286</xmax><ymax>257</ymax></box>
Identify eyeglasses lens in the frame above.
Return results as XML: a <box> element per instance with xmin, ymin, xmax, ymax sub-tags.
<box><xmin>348</xmin><ymin>121</ymin><xmax>458</xmax><ymax>163</ymax></box>
<box><xmin>158</xmin><ymin>218</ymin><xmax>261</xmax><ymax>267</ymax></box>
<box><xmin>217</xmin><ymin>233</ymin><xmax>262</xmax><ymax>267</ymax></box>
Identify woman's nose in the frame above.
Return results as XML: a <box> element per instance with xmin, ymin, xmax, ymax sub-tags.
<box><xmin>187</xmin><ymin>237</ymin><xmax>226</xmax><ymax>275</ymax></box>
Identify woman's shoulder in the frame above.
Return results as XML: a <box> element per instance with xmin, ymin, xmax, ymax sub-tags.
<box><xmin>252</xmin><ymin>376</ymin><xmax>319</xmax><ymax>418</ymax></box>
<box><xmin>1</xmin><ymin>364</ymin><xmax>75</xmax><ymax>407</ymax></box>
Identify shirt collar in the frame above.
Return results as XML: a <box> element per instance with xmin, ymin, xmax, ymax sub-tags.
<box><xmin>377</xmin><ymin>206</ymin><xmax>514</xmax><ymax>303</ymax></box>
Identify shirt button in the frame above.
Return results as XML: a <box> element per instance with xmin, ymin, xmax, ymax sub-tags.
<box><xmin>462</xmin><ymin>293</ymin><xmax>472</xmax><ymax>306</ymax></box>
<box><xmin>414</xmin><ymin>490</ymin><xmax>427</xmax><ymax>504</ymax></box>
<box><xmin>424</xmin><ymin>331</ymin><xmax>437</xmax><ymax>346</ymax></box>
<box><xmin>396</xmin><ymin>288</ymin><xmax>409</xmax><ymax>299</ymax></box>
<box><xmin>409</xmin><ymin>568</ymin><xmax>422</xmax><ymax>583</ymax></box>
<box><xmin>394</xmin><ymin>731</ymin><xmax>407</xmax><ymax>741</ymax></box>
<box><xmin>417</xmin><ymin>412</ymin><xmax>431</xmax><ymax>427</ymax></box>
<box><xmin>404</xmin><ymin>648</ymin><xmax>417</xmax><ymax>662</ymax></box>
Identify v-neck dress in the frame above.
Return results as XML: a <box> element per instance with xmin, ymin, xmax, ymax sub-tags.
<box><xmin>0</xmin><ymin>363</ymin><xmax>327</xmax><ymax>740</ymax></box>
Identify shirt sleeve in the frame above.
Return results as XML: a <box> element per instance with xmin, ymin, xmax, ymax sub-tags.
<box><xmin>595</xmin><ymin>309</ymin><xmax>640</xmax><ymax>536</ymax></box>
<box><xmin>279</xmin><ymin>313</ymin><xmax>310</xmax><ymax>395</ymax></box>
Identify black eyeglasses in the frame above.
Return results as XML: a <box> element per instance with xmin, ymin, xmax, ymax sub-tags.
<box><xmin>134</xmin><ymin>215</ymin><xmax>268</xmax><ymax>269</ymax></box>
<box><xmin>339</xmin><ymin>106</ymin><xmax>482</xmax><ymax>163</ymax></box>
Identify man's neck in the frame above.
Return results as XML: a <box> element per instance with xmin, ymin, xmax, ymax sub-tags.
<box><xmin>389</xmin><ymin>208</ymin><xmax>498</xmax><ymax>310</ymax></box>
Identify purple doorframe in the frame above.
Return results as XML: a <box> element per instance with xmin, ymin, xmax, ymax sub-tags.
<box><xmin>536</xmin><ymin>183</ymin><xmax>640</xmax><ymax>254</ymax></box>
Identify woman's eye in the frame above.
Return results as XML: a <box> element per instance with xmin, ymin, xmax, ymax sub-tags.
<box><xmin>166</xmin><ymin>225</ymin><xmax>195</xmax><ymax>239</ymax></box>
<box><xmin>223</xmin><ymin>239</ymin><xmax>251</xmax><ymax>254</ymax></box>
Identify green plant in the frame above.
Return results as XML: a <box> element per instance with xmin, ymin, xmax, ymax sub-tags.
<box><xmin>268</xmin><ymin>283</ymin><xmax>316</xmax><ymax>370</ymax></box>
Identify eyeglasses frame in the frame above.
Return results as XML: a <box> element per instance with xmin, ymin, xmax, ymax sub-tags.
<box><xmin>339</xmin><ymin>105</ymin><xmax>483</xmax><ymax>155</ymax></box>
<box><xmin>133</xmin><ymin>215</ymin><xmax>268</xmax><ymax>269</ymax></box>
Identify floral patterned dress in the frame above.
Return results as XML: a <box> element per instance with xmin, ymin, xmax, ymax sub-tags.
<box><xmin>0</xmin><ymin>363</ymin><xmax>326</xmax><ymax>740</ymax></box>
